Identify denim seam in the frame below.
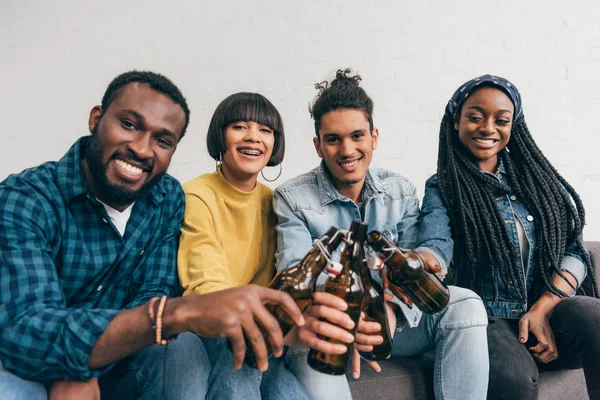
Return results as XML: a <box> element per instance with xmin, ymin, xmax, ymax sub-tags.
<box><xmin>442</xmin><ymin>296</ymin><xmax>482</xmax><ymax>308</ymax></box>
<box><xmin>436</xmin><ymin>327</ymin><xmax>446</xmax><ymax>400</ymax></box>
<box><xmin>285</xmin><ymin>350</ymin><xmax>310</xmax><ymax>359</ymax></box>
<box><xmin>347</xmin><ymin>374</ymin><xmax>427</xmax><ymax>384</ymax></box>
<box><xmin>440</xmin><ymin>323</ymin><xmax>488</xmax><ymax>331</ymax></box>
<box><xmin>551</xmin><ymin>328</ymin><xmax>575</xmax><ymax>343</ymax></box>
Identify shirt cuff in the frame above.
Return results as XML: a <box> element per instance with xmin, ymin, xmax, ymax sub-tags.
<box><xmin>560</xmin><ymin>255</ymin><xmax>587</xmax><ymax>292</ymax></box>
<box><xmin>414</xmin><ymin>246</ymin><xmax>448</xmax><ymax>278</ymax></box>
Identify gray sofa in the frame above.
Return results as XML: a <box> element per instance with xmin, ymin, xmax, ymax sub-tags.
<box><xmin>348</xmin><ymin>241</ymin><xmax>600</xmax><ymax>400</ymax></box>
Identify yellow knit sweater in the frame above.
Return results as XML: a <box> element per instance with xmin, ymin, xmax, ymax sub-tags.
<box><xmin>178</xmin><ymin>171</ymin><xmax>276</xmax><ymax>296</ymax></box>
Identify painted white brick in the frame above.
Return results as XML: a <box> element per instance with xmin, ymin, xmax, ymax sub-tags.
<box><xmin>1</xmin><ymin>0</ymin><xmax>599</xmax><ymax>239</ymax></box>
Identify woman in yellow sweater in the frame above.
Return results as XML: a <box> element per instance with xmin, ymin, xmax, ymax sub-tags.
<box><xmin>178</xmin><ymin>93</ymin><xmax>302</xmax><ymax>399</ymax></box>
<box><xmin>178</xmin><ymin>92</ymin><xmax>283</xmax><ymax>296</ymax></box>
<box><xmin>178</xmin><ymin>93</ymin><xmax>364</xmax><ymax>399</ymax></box>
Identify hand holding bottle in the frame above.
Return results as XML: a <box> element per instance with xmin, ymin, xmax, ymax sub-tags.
<box><xmin>285</xmin><ymin>292</ymin><xmax>356</xmax><ymax>354</ymax></box>
<box><xmin>415</xmin><ymin>250</ymin><xmax>444</xmax><ymax>277</ymax></box>
<box><xmin>367</xmin><ymin>231</ymin><xmax>450</xmax><ymax>314</ymax></box>
<box><xmin>351</xmin><ymin>312</ymin><xmax>384</xmax><ymax>379</ymax></box>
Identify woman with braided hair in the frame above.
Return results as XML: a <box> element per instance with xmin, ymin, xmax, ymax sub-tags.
<box><xmin>415</xmin><ymin>74</ymin><xmax>600</xmax><ymax>399</ymax></box>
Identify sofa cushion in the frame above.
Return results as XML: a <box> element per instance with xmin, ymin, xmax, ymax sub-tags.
<box><xmin>348</xmin><ymin>241</ymin><xmax>599</xmax><ymax>399</ymax></box>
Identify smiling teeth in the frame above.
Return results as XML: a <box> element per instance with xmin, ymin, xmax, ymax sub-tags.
<box><xmin>340</xmin><ymin>160</ymin><xmax>358</xmax><ymax>167</ymax></box>
<box><xmin>239</xmin><ymin>149</ymin><xmax>261</xmax><ymax>156</ymax></box>
<box><xmin>115</xmin><ymin>159</ymin><xmax>144</xmax><ymax>175</ymax></box>
<box><xmin>473</xmin><ymin>138</ymin><xmax>497</xmax><ymax>144</ymax></box>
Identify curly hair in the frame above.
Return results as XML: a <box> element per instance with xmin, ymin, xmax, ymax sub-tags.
<box><xmin>309</xmin><ymin>68</ymin><xmax>374</xmax><ymax>137</ymax></box>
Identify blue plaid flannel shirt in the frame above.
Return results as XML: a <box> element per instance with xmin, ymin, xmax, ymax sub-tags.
<box><xmin>0</xmin><ymin>137</ymin><xmax>184</xmax><ymax>383</ymax></box>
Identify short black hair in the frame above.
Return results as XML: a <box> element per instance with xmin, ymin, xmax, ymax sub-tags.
<box><xmin>206</xmin><ymin>92</ymin><xmax>285</xmax><ymax>166</ymax></box>
<box><xmin>309</xmin><ymin>68</ymin><xmax>374</xmax><ymax>138</ymax></box>
<box><xmin>101</xmin><ymin>70</ymin><xmax>190</xmax><ymax>140</ymax></box>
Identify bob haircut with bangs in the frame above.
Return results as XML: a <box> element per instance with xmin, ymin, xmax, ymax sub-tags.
<box><xmin>206</xmin><ymin>92</ymin><xmax>285</xmax><ymax>166</ymax></box>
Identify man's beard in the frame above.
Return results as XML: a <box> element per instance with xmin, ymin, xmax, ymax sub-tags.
<box><xmin>84</xmin><ymin>132</ymin><xmax>164</xmax><ymax>207</ymax></box>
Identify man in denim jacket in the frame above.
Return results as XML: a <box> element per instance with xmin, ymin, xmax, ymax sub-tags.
<box><xmin>274</xmin><ymin>69</ymin><xmax>490</xmax><ymax>400</ymax></box>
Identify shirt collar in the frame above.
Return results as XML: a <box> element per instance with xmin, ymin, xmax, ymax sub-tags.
<box><xmin>57</xmin><ymin>136</ymin><xmax>167</xmax><ymax>205</ymax></box>
<box><xmin>56</xmin><ymin>136</ymin><xmax>90</xmax><ymax>201</ymax></box>
<box><xmin>315</xmin><ymin>161</ymin><xmax>388</xmax><ymax>205</ymax></box>
<box><xmin>497</xmin><ymin>157</ymin><xmax>507</xmax><ymax>175</ymax></box>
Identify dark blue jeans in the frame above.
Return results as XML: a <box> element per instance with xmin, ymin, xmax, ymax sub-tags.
<box><xmin>487</xmin><ymin>296</ymin><xmax>600</xmax><ymax>400</ymax></box>
<box><xmin>99</xmin><ymin>332</ymin><xmax>211</xmax><ymax>399</ymax></box>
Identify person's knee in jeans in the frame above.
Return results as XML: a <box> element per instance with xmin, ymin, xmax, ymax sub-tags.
<box><xmin>100</xmin><ymin>332</ymin><xmax>211</xmax><ymax>400</ymax></box>
<box><xmin>440</xmin><ymin>286</ymin><xmax>488</xmax><ymax>329</ymax></box>
<box><xmin>434</xmin><ymin>286</ymin><xmax>489</xmax><ymax>398</ymax></box>
<box><xmin>0</xmin><ymin>360</ymin><xmax>47</xmax><ymax>400</ymax></box>
<box><xmin>487</xmin><ymin>318</ymin><xmax>538</xmax><ymax>400</ymax></box>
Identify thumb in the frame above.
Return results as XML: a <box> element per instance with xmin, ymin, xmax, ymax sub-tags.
<box><xmin>518</xmin><ymin>318</ymin><xmax>529</xmax><ymax>344</ymax></box>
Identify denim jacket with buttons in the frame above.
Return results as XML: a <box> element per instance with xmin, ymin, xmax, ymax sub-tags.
<box><xmin>273</xmin><ymin>162</ymin><xmax>422</xmax><ymax>327</ymax></box>
<box><xmin>415</xmin><ymin>161</ymin><xmax>588</xmax><ymax>319</ymax></box>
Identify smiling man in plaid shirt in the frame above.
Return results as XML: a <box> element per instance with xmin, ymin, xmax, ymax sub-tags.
<box><xmin>0</xmin><ymin>71</ymin><xmax>312</xmax><ymax>399</ymax></box>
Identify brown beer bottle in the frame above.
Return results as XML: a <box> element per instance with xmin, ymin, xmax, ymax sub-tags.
<box><xmin>242</xmin><ymin>226</ymin><xmax>345</xmax><ymax>366</ymax></box>
<box><xmin>357</xmin><ymin>254</ymin><xmax>393</xmax><ymax>361</ymax></box>
<box><xmin>267</xmin><ymin>226</ymin><xmax>346</xmax><ymax>335</ymax></box>
<box><xmin>367</xmin><ymin>231</ymin><xmax>449</xmax><ymax>314</ymax></box>
<box><xmin>308</xmin><ymin>221</ymin><xmax>367</xmax><ymax>375</ymax></box>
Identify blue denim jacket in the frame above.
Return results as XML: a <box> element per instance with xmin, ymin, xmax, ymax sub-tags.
<box><xmin>416</xmin><ymin>162</ymin><xmax>588</xmax><ymax>319</ymax></box>
<box><xmin>274</xmin><ymin>162</ymin><xmax>422</xmax><ymax>327</ymax></box>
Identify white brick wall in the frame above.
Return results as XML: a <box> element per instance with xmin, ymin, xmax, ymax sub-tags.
<box><xmin>1</xmin><ymin>0</ymin><xmax>599</xmax><ymax>239</ymax></box>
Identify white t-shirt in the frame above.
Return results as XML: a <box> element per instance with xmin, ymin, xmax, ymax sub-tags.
<box><xmin>98</xmin><ymin>200</ymin><xmax>134</xmax><ymax>237</ymax></box>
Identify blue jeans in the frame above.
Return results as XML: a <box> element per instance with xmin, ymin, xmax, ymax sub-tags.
<box><xmin>285</xmin><ymin>346</ymin><xmax>353</xmax><ymax>400</ymax></box>
<box><xmin>99</xmin><ymin>331</ymin><xmax>211</xmax><ymax>399</ymax></box>
<box><xmin>0</xmin><ymin>360</ymin><xmax>47</xmax><ymax>400</ymax></box>
<box><xmin>202</xmin><ymin>337</ymin><xmax>311</xmax><ymax>400</ymax></box>
<box><xmin>284</xmin><ymin>286</ymin><xmax>488</xmax><ymax>400</ymax></box>
<box><xmin>0</xmin><ymin>333</ymin><xmax>209</xmax><ymax>400</ymax></box>
<box><xmin>392</xmin><ymin>286</ymin><xmax>489</xmax><ymax>400</ymax></box>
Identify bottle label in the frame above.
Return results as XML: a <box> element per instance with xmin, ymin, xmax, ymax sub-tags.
<box><xmin>325</xmin><ymin>261</ymin><xmax>343</xmax><ymax>278</ymax></box>
<box><xmin>366</xmin><ymin>253</ymin><xmax>384</xmax><ymax>271</ymax></box>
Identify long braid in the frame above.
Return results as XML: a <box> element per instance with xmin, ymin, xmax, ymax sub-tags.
<box><xmin>437</xmin><ymin>115</ymin><xmax>598</xmax><ymax>301</ymax></box>
<box><xmin>507</xmin><ymin>124</ymin><xmax>597</xmax><ymax>298</ymax></box>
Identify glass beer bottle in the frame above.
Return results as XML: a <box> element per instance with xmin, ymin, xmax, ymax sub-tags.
<box><xmin>367</xmin><ymin>231</ymin><xmax>449</xmax><ymax>314</ymax></box>
<box><xmin>242</xmin><ymin>226</ymin><xmax>345</xmax><ymax>366</ymax></box>
<box><xmin>308</xmin><ymin>221</ymin><xmax>367</xmax><ymax>375</ymax></box>
<box><xmin>267</xmin><ymin>226</ymin><xmax>345</xmax><ymax>335</ymax></box>
<box><xmin>358</xmin><ymin>253</ymin><xmax>393</xmax><ymax>361</ymax></box>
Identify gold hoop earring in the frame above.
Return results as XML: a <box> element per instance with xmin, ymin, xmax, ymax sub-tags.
<box><xmin>215</xmin><ymin>153</ymin><xmax>222</xmax><ymax>172</ymax></box>
<box><xmin>261</xmin><ymin>164</ymin><xmax>282</xmax><ymax>182</ymax></box>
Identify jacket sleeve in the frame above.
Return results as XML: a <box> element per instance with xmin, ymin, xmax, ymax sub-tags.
<box><xmin>414</xmin><ymin>176</ymin><xmax>454</xmax><ymax>275</ymax></box>
<box><xmin>395</xmin><ymin>186</ymin><xmax>420</xmax><ymax>250</ymax></box>
<box><xmin>560</xmin><ymin>236</ymin><xmax>588</xmax><ymax>290</ymax></box>
<box><xmin>273</xmin><ymin>188</ymin><xmax>314</xmax><ymax>272</ymax></box>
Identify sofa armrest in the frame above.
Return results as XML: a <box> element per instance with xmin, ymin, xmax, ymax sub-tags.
<box><xmin>585</xmin><ymin>241</ymin><xmax>600</xmax><ymax>278</ymax></box>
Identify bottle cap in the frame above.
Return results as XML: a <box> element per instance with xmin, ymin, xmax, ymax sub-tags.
<box><xmin>325</xmin><ymin>261</ymin><xmax>343</xmax><ymax>278</ymax></box>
